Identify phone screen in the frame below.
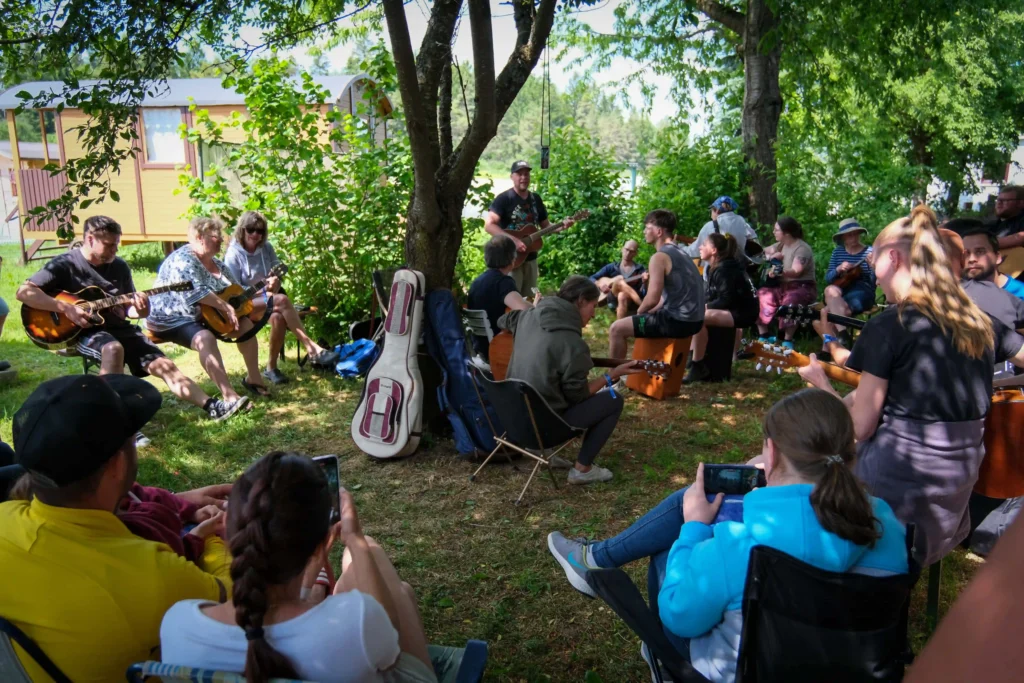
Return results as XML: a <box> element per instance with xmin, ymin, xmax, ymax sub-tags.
<box><xmin>313</xmin><ymin>455</ymin><xmax>341</xmax><ymax>524</ymax></box>
<box><xmin>703</xmin><ymin>464</ymin><xmax>767</xmax><ymax>495</ymax></box>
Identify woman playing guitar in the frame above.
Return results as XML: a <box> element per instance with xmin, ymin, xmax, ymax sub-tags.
<box><xmin>798</xmin><ymin>205</ymin><xmax>996</xmax><ymax>567</ymax></box>
<box><xmin>822</xmin><ymin>218</ymin><xmax>875</xmax><ymax>338</ymax></box>
<box><xmin>225</xmin><ymin>211</ymin><xmax>339</xmax><ymax>384</ymax></box>
<box><xmin>146</xmin><ymin>217</ymin><xmax>268</xmax><ymax>405</ymax></box>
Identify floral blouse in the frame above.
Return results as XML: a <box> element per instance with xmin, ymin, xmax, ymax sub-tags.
<box><xmin>146</xmin><ymin>244</ymin><xmax>236</xmax><ymax>333</ymax></box>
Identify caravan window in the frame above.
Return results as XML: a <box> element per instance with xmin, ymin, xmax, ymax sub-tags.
<box><xmin>142</xmin><ymin>108</ymin><xmax>185</xmax><ymax>164</ymax></box>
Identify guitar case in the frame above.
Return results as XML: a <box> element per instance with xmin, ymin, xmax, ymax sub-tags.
<box><xmin>351</xmin><ymin>268</ymin><xmax>426</xmax><ymax>459</ymax></box>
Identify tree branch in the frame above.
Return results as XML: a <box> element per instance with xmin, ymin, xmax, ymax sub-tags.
<box><xmin>467</xmin><ymin>0</ymin><xmax>495</xmax><ymax>138</ymax></box>
<box><xmin>414</xmin><ymin>0</ymin><xmax>463</xmax><ymax>113</ymax></box>
<box><xmin>694</xmin><ymin>0</ymin><xmax>744</xmax><ymax>35</ymax></box>
<box><xmin>439</xmin><ymin>53</ymin><xmax>453</xmax><ymax>162</ymax></box>
<box><xmin>381</xmin><ymin>0</ymin><xmax>437</xmax><ymax>187</ymax></box>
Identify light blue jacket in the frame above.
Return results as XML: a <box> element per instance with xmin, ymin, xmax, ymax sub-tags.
<box><xmin>659</xmin><ymin>484</ymin><xmax>908</xmax><ymax>682</ymax></box>
<box><xmin>224</xmin><ymin>240</ymin><xmax>280</xmax><ymax>288</ymax></box>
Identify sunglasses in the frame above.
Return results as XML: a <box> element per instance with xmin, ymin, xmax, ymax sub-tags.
<box><xmin>244</xmin><ymin>227</ymin><xmax>267</xmax><ymax>235</ymax></box>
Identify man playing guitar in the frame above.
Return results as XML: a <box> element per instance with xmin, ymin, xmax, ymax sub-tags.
<box><xmin>16</xmin><ymin>216</ymin><xmax>234</xmax><ymax>422</ymax></box>
<box><xmin>485</xmin><ymin>160</ymin><xmax>575</xmax><ymax>294</ymax></box>
<box><xmin>590</xmin><ymin>239</ymin><xmax>648</xmax><ymax>320</ymax></box>
<box><xmin>608</xmin><ymin>210</ymin><xmax>705</xmax><ymax>360</ymax></box>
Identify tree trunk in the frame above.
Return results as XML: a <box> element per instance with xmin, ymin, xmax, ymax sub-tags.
<box><xmin>741</xmin><ymin>0</ymin><xmax>782</xmax><ymax>231</ymax></box>
<box><xmin>405</xmin><ymin>184</ymin><xmax>467</xmax><ymax>289</ymax></box>
<box><xmin>909</xmin><ymin>128</ymin><xmax>934</xmax><ymax>204</ymax></box>
<box><xmin>942</xmin><ymin>173</ymin><xmax>964</xmax><ymax>218</ymax></box>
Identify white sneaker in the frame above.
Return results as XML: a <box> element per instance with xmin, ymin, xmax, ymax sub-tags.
<box><xmin>568</xmin><ymin>465</ymin><xmax>614</xmax><ymax>485</ymax></box>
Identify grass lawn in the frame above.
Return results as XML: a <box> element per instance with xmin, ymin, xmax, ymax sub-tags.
<box><xmin>0</xmin><ymin>242</ymin><xmax>982</xmax><ymax>682</ymax></box>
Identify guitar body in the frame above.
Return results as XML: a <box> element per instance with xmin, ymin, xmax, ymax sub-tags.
<box><xmin>976</xmin><ymin>391</ymin><xmax>1024</xmax><ymax>499</ymax></box>
<box><xmin>832</xmin><ymin>265</ymin><xmax>863</xmax><ymax>290</ymax></box>
<box><xmin>511</xmin><ymin>223</ymin><xmax>544</xmax><ymax>270</ymax></box>
<box><xmin>489</xmin><ymin>330</ymin><xmax>514</xmax><ymax>380</ymax></box>
<box><xmin>200</xmin><ymin>284</ymin><xmax>256</xmax><ymax>336</ymax></box>
<box><xmin>999</xmin><ymin>247</ymin><xmax>1024</xmax><ymax>279</ymax></box>
<box><xmin>351</xmin><ymin>268</ymin><xmax>426</xmax><ymax>459</ymax></box>
<box><xmin>22</xmin><ymin>287</ymin><xmax>109</xmax><ymax>348</ymax></box>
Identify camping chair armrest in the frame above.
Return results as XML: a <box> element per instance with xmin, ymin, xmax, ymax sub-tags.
<box><xmin>585</xmin><ymin>568</ymin><xmax>710</xmax><ymax>683</ymax></box>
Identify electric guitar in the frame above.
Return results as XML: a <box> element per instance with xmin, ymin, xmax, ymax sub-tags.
<box><xmin>775</xmin><ymin>304</ymin><xmax>868</xmax><ymax>331</ymax></box>
<box><xmin>22</xmin><ymin>282</ymin><xmax>194</xmax><ymax>349</ymax></box>
<box><xmin>199</xmin><ymin>263</ymin><xmax>288</xmax><ymax>336</ymax></box>
<box><xmin>511</xmin><ymin>210</ymin><xmax>591</xmax><ymax>269</ymax></box>
<box><xmin>487</xmin><ymin>330</ymin><xmax>670</xmax><ymax>381</ymax></box>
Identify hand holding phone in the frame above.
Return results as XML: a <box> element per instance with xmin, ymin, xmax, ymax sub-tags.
<box><xmin>702</xmin><ymin>464</ymin><xmax>767</xmax><ymax>495</ymax></box>
<box><xmin>313</xmin><ymin>455</ymin><xmax>342</xmax><ymax>525</ymax></box>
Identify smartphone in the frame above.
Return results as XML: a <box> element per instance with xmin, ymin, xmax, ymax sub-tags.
<box><xmin>312</xmin><ymin>454</ymin><xmax>342</xmax><ymax>524</ymax></box>
<box><xmin>703</xmin><ymin>464</ymin><xmax>766</xmax><ymax>496</ymax></box>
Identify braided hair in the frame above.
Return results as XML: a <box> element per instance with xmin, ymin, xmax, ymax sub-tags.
<box><xmin>227</xmin><ymin>451</ymin><xmax>333</xmax><ymax>683</ymax></box>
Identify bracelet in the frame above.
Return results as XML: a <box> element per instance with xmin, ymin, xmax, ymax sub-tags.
<box><xmin>822</xmin><ymin>334</ymin><xmax>839</xmax><ymax>347</ymax></box>
<box><xmin>604</xmin><ymin>372</ymin><xmax>618</xmax><ymax>399</ymax></box>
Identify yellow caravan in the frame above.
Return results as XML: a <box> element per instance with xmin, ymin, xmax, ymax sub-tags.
<box><xmin>0</xmin><ymin>75</ymin><xmax>392</xmax><ymax>263</ymax></box>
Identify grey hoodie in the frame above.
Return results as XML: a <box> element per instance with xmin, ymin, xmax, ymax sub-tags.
<box><xmin>224</xmin><ymin>240</ymin><xmax>281</xmax><ymax>287</ymax></box>
<box><xmin>497</xmin><ymin>297</ymin><xmax>594</xmax><ymax>413</ymax></box>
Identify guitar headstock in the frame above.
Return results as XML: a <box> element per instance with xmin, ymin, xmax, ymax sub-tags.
<box><xmin>775</xmin><ymin>304</ymin><xmax>818</xmax><ymax>328</ymax></box>
<box><xmin>635</xmin><ymin>359</ymin><xmax>671</xmax><ymax>379</ymax></box>
<box><xmin>570</xmin><ymin>209</ymin><xmax>591</xmax><ymax>222</ymax></box>
<box><xmin>169</xmin><ymin>281</ymin><xmax>195</xmax><ymax>292</ymax></box>
<box><xmin>271</xmin><ymin>263</ymin><xmax>289</xmax><ymax>278</ymax></box>
<box><xmin>741</xmin><ymin>340</ymin><xmax>792</xmax><ymax>375</ymax></box>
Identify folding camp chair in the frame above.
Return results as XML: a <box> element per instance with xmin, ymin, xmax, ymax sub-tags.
<box><xmin>127</xmin><ymin>640</ymin><xmax>489</xmax><ymax>683</ymax></box>
<box><xmin>586</xmin><ymin>530</ymin><xmax>919</xmax><ymax>682</ymax></box>
<box><xmin>0</xmin><ymin>617</ymin><xmax>70</xmax><ymax>683</ymax></box>
<box><xmin>468</xmin><ymin>369</ymin><xmax>582</xmax><ymax>505</ymax></box>
<box><xmin>461</xmin><ymin>308</ymin><xmax>495</xmax><ymax>370</ymax></box>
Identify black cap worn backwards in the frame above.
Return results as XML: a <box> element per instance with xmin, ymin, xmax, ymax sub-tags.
<box><xmin>511</xmin><ymin>160</ymin><xmax>532</xmax><ymax>174</ymax></box>
<box><xmin>13</xmin><ymin>375</ymin><xmax>161</xmax><ymax>488</ymax></box>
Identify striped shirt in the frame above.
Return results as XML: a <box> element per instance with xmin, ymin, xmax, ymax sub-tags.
<box><xmin>826</xmin><ymin>245</ymin><xmax>875</xmax><ymax>290</ymax></box>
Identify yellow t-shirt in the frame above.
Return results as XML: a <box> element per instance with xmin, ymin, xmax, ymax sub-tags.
<box><xmin>0</xmin><ymin>498</ymin><xmax>231</xmax><ymax>683</ymax></box>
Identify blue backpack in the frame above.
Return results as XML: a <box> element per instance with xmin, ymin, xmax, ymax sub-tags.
<box><xmin>423</xmin><ymin>289</ymin><xmax>503</xmax><ymax>457</ymax></box>
<box><xmin>334</xmin><ymin>338</ymin><xmax>380</xmax><ymax>378</ymax></box>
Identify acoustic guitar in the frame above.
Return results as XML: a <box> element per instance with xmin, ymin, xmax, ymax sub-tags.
<box><xmin>775</xmin><ymin>304</ymin><xmax>868</xmax><ymax>331</ymax></box>
<box><xmin>511</xmin><ymin>210</ymin><xmax>591</xmax><ymax>269</ymax></box>
<box><xmin>998</xmin><ymin>247</ymin><xmax>1024</xmax><ymax>280</ymax></box>
<box><xmin>747</xmin><ymin>339</ymin><xmax>1024</xmax><ymax>499</ymax></box>
<box><xmin>22</xmin><ymin>282</ymin><xmax>194</xmax><ymax>349</ymax></box>
<box><xmin>487</xmin><ymin>330</ymin><xmax>671</xmax><ymax>381</ymax></box>
<box><xmin>199</xmin><ymin>263</ymin><xmax>288</xmax><ymax>336</ymax></box>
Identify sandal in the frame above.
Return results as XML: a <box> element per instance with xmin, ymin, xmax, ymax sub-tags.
<box><xmin>242</xmin><ymin>378</ymin><xmax>271</xmax><ymax>398</ymax></box>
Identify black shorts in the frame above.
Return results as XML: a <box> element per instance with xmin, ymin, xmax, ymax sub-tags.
<box><xmin>77</xmin><ymin>326</ymin><xmax>165</xmax><ymax>377</ymax></box>
<box><xmin>156</xmin><ymin>322</ymin><xmax>209</xmax><ymax>349</ymax></box>
<box><xmin>631</xmin><ymin>311</ymin><xmax>704</xmax><ymax>339</ymax></box>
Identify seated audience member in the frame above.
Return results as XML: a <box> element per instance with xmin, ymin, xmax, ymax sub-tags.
<box><xmin>823</xmin><ymin>219</ymin><xmax>876</xmax><ymax>334</ymax></box>
<box><xmin>467</xmin><ymin>234</ymin><xmax>533</xmax><ymax>361</ymax></box>
<box><xmin>685</xmin><ymin>233</ymin><xmax>759</xmax><ymax>384</ymax></box>
<box><xmin>499</xmin><ymin>276</ymin><xmax>640</xmax><ymax>485</ymax></box>
<box><xmin>548</xmin><ymin>389</ymin><xmax>908</xmax><ymax>682</ymax></box>
<box><xmin>161</xmin><ymin>451</ymin><xmax>437</xmax><ymax>683</ymax></box>
<box><xmin>146</xmin><ymin>216</ymin><xmax>261</xmax><ymax>412</ymax></box>
<box><xmin>944</xmin><ymin>217</ymin><xmax>1024</xmax><ymax>300</ymax></box>
<box><xmin>682</xmin><ymin>196</ymin><xmax>759</xmax><ymax>273</ymax></box>
<box><xmin>7</xmin><ymin>473</ymin><xmax>229</xmax><ymax>563</ymax></box>
<box><xmin>224</xmin><ymin>211</ymin><xmax>338</xmax><ymax>384</ymax></box>
<box><xmin>590</xmin><ymin>239</ymin><xmax>648</xmax><ymax>320</ymax></box>
<box><xmin>961</xmin><ymin>227</ymin><xmax>1024</xmax><ymax>329</ymax></box>
<box><xmin>799</xmin><ymin>206</ymin><xmax>994</xmax><ymax>566</ymax></box>
<box><xmin>0</xmin><ymin>375</ymin><xmax>230</xmax><ymax>683</ymax></box>
<box><xmin>990</xmin><ymin>185</ymin><xmax>1024</xmax><ymax>257</ymax></box>
<box><xmin>608</xmin><ymin>210</ymin><xmax>705</xmax><ymax>360</ymax></box>
<box><xmin>16</xmin><ymin>215</ymin><xmax>218</xmax><ymax>421</ymax></box>
<box><xmin>756</xmin><ymin>216</ymin><xmax>816</xmax><ymax>348</ymax></box>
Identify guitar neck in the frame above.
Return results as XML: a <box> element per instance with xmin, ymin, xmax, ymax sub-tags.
<box><xmin>825</xmin><ymin>312</ymin><xmax>865</xmax><ymax>330</ymax></box>
<box><xmin>88</xmin><ymin>285</ymin><xmax>181</xmax><ymax>311</ymax></box>
<box><xmin>786</xmin><ymin>351</ymin><xmax>862</xmax><ymax>387</ymax></box>
<box><xmin>523</xmin><ymin>218</ymin><xmax>571</xmax><ymax>246</ymax></box>
<box><xmin>592</xmin><ymin>357</ymin><xmax>629</xmax><ymax>369</ymax></box>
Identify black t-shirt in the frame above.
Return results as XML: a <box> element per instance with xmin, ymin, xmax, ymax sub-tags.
<box><xmin>467</xmin><ymin>268</ymin><xmax>518</xmax><ymax>357</ymax></box>
<box><xmin>488</xmin><ymin>188</ymin><xmax>549</xmax><ymax>263</ymax></box>
<box><xmin>962</xmin><ymin>279</ymin><xmax>1024</xmax><ymax>329</ymax></box>
<box><xmin>846</xmin><ymin>305</ymin><xmax>993</xmax><ymax>421</ymax></box>
<box><xmin>28</xmin><ymin>250</ymin><xmax>136</xmax><ymax>329</ymax></box>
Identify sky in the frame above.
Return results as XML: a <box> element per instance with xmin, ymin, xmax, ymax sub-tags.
<box><xmin>284</xmin><ymin>0</ymin><xmax>681</xmax><ymax>124</ymax></box>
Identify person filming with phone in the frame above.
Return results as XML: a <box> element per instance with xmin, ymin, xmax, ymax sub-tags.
<box><xmin>160</xmin><ymin>451</ymin><xmax>438</xmax><ymax>682</ymax></box>
<box><xmin>546</xmin><ymin>389</ymin><xmax>908</xmax><ymax>682</ymax></box>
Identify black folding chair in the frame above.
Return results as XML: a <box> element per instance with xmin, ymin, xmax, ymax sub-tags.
<box><xmin>468</xmin><ymin>368</ymin><xmax>582</xmax><ymax>505</ymax></box>
<box><xmin>587</xmin><ymin>530</ymin><xmax>919</xmax><ymax>682</ymax></box>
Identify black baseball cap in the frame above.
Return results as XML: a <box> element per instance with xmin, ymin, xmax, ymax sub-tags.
<box><xmin>13</xmin><ymin>375</ymin><xmax>161</xmax><ymax>488</ymax></box>
<box><xmin>511</xmin><ymin>160</ymin><xmax>532</xmax><ymax>173</ymax></box>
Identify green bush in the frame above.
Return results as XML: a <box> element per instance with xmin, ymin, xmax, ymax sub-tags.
<box><xmin>530</xmin><ymin>125</ymin><xmax>633</xmax><ymax>289</ymax></box>
<box><xmin>178</xmin><ymin>52</ymin><xmax>411</xmax><ymax>341</ymax></box>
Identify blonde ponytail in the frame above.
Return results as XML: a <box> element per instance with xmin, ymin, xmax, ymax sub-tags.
<box><xmin>876</xmin><ymin>205</ymin><xmax>992</xmax><ymax>359</ymax></box>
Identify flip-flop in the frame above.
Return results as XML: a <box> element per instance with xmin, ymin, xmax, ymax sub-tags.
<box><xmin>241</xmin><ymin>378</ymin><xmax>271</xmax><ymax>398</ymax></box>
